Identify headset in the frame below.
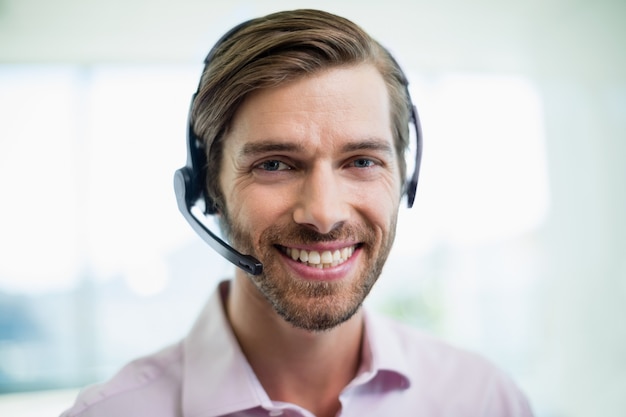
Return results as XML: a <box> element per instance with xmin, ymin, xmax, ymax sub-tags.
<box><xmin>174</xmin><ymin>18</ymin><xmax>423</xmax><ymax>276</ymax></box>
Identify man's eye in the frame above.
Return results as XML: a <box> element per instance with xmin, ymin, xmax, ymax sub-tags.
<box><xmin>257</xmin><ymin>160</ymin><xmax>291</xmax><ymax>171</ymax></box>
<box><xmin>351</xmin><ymin>158</ymin><xmax>376</xmax><ymax>168</ymax></box>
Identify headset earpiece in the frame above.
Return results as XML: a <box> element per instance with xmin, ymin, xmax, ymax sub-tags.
<box><xmin>405</xmin><ymin>103</ymin><xmax>423</xmax><ymax>208</ymax></box>
<box><xmin>181</xmin><ymin>93</ymin><xmax>218</xmax><ymax>215</ymax></box>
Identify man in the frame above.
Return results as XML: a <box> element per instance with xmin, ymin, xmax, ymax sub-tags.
<box><xmin>61</xmin><ymin>9</ymin><xmax>533</xmax><ymax>417</ymax></box>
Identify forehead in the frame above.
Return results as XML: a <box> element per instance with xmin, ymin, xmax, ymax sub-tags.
<box><xmin>224</xmin><ymin>64</ymin><xmax>394</xmax><ymax>151</ymax></box>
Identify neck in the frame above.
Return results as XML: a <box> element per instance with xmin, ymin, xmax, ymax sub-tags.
<box><xmin>225</xmin><ymin>274</ymin><xmax>364</xmax><ymax>417</ymax></box>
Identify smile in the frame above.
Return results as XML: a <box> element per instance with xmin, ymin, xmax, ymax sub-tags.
<box><xmin>279</xmin><ymin>245</ymin><xmax>357</xmax><ymax>269</ymax></box>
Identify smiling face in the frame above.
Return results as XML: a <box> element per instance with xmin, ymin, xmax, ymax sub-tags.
<box><xmin>219</xmin><ymin>64</ymin><xmax>402</xmax><ymax>331</ymax></box>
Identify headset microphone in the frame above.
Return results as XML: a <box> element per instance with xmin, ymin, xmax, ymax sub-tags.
<box><xmin>173</xmin><ymin>94</ymin><xmax>263</xmax><ymax>276</ymax></box>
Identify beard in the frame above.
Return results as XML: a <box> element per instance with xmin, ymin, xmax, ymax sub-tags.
<box><xmin>220</xmin><ymin>212</ymin><xmax>397</xmax><ymax>332</ymax></box>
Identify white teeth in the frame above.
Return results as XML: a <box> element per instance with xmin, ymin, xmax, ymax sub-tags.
<box><xmin>308</xmin><ymin>251</ymin><xmax>321</xmax><ymax>264</ymax></box>
<box><xmin>321</xmin><ymin>251</ymin><xmax>333</xmax><ymax>264</ymax></box>
<box><xmin>283</xmin><ymin>246</ymin><xmax>356</xmax><ymax>268</ymax></box>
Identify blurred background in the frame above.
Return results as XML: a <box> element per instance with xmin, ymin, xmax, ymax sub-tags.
<box><xmin>0</xmin><ymin>0</ymin><xmax>624</xmax><ymax>416</ymax></box>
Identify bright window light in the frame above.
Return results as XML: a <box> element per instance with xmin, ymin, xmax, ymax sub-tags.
<box><xmin>0</xmin><ymin>67</ymin><xmax>81</xmax><ymax>293</ymax></box>
<box><xmin>395</xmin><ymin>73</ymin><xmax>549</xmax><ymax>253</ymax></box>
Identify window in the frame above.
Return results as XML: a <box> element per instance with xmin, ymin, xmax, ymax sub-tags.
<box><xmin>0</xmin><ymin>65</ymin><xmax>548</xmax><ymax>394</ymax></box>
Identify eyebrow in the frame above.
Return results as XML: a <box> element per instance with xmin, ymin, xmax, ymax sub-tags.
<box><xmin>239</xmin><ymin>138</ymin><xmax>394</xmax><ymax>158</ymax></box>
<box><xmin>341</xmin><ymin>139</ymin><xmax>395</xmax><ymax>156</ymax></box>
<box><xmin>239</xmin><ymin>141</ymin><xmax>303</xmax><ymax>158</ymax></box>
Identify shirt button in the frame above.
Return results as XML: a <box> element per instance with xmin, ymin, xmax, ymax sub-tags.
<box><xmin>268</xmin><ymin>410</ymin><xmax>283</xmax><ymax>416</ymax></box>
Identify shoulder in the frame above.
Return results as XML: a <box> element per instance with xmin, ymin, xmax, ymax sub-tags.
<box><xmin>366</xmin><ymin>312</ymin><xmax>534</xmax><ymax>415</ymax></box>
<box><xmin>368</xmin><ymin>311</ymin><xmax>491</xmax><ymax>368</ymax></box>
<box><xmin>60</xmin><ymin>341</ymin><xmax>184</xmax><ymax>417</ymax></box>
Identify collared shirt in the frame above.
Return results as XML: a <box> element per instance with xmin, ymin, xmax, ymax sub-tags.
<box><xmin>60</xmin><ymin>281</ymin><xmax>533</xmax><ymax>417</ymax></box>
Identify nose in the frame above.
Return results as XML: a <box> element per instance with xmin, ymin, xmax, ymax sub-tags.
<box><xmin>292</xmin><ymin>164</ymin><xmax>349</xmax><ymax>234</ymax></box>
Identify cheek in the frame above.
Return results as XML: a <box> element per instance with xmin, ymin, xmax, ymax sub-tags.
<box><xmin>364</xmin><ymin>201</ymin><xmax>398</xmax><ymax>235</ymax></box>
<box><xmin>349</xmin><ymin>179</ymin><xmax>401</xmax><ymax>220</ymax></box>
<box><xmin>362</xmin><ymin>195</ymin><xmax>400</xmax><ymax>252</ymax></box>
<box><xmin>227</xmin><ymin>185</ymin><xmax>294</xmax><ymax>233</ymax></box>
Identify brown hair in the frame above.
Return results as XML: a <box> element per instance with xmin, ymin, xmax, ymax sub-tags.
<box><xmin>192</xmin><ymin>9</ymin><xmax>411</xmax><ymax>213</ymax></box>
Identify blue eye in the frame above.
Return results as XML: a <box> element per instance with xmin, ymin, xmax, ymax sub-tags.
<box><xmin>352</xmin><ymin>158</ymin><xmax>375</xmax><ymax>168</ymax></box>
<box><xmin>258</xmin><ymin>160</ymin><xmax>291</xmax><ymax>171</ymax></box>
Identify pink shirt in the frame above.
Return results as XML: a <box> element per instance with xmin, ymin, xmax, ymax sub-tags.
<box><xmin>61</xmin><ymin>281</ymin><xmax>533</xmax><ymax>417</ymax></box>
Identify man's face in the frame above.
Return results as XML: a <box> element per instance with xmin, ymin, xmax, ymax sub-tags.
<box><xmin>219</xmin><ymin>64</ymin><xmax>402</xmax><ymax>331</ymax></box>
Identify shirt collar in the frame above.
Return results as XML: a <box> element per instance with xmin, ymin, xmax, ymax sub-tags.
<box><xmin>182</xmin><ymin>281</ymin><xmax>411</xmax><ymax>416</ymax></box>
<box><xmin>351</xmin><ymin>309</ymin><xmax>412</xmax><ymax>391</ymax></box>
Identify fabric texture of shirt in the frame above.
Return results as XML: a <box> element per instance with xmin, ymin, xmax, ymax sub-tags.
<box><xmin>60</xmin><ymin>280</ymin><xmax>534</xmax><ymax>417</ymax></box>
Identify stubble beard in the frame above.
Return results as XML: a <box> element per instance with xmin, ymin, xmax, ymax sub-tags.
<box><xmin>221</xmin><ymin>212</ymin><xmax>398</xmax><ymax>332</ymax></box>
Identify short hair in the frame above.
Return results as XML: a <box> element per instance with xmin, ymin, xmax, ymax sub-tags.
<box><xmin>192</xmin><ymin>9</ymin><xmax>411</xmax><ymax>213</ymax></box>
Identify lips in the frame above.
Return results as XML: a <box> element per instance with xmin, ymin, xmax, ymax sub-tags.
<box><xmin>279</xmin><ymin>245</ymin><xmax>357</xmax><ymax>269</ymax></box>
